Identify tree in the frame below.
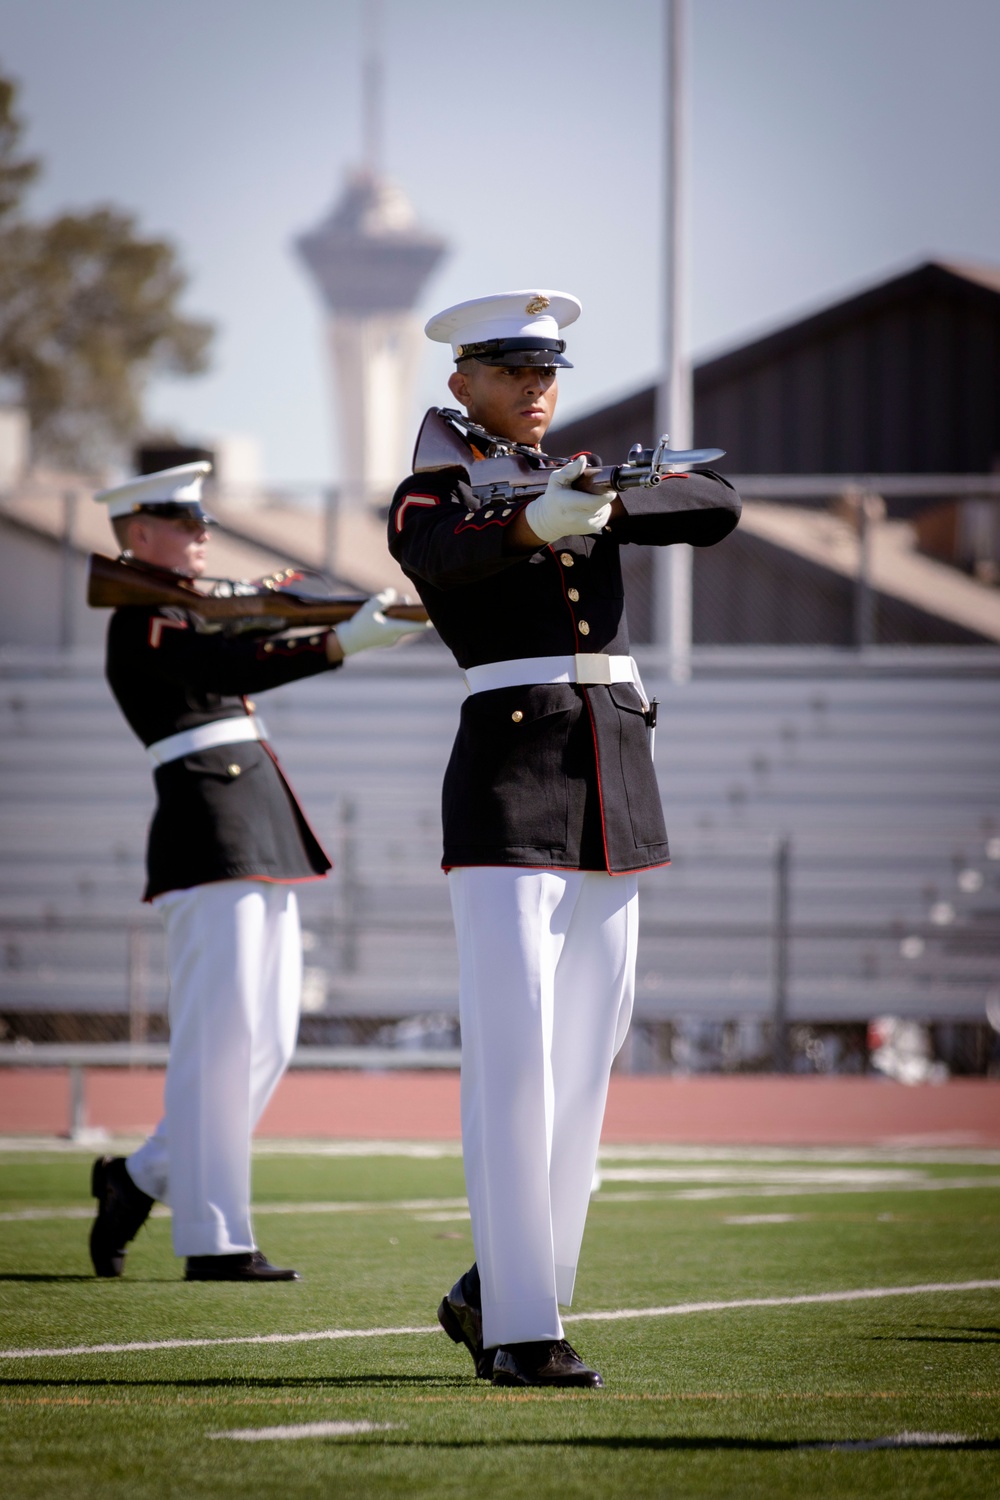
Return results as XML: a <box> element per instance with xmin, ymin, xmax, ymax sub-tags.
<box><xmin>0</xmin><ymin>69</ymin><xmax>214</xmax><ymax>472</ymax></box>
<box><xmin>0</xmin><ymin>74</ymin><xmax>39</xmax><ymax>224</ymax></box>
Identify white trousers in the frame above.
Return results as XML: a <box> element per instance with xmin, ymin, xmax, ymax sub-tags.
<box><xmin>127</xmin><ymin>880</ymin><xmax>302</xmax><ymax>1257</ymax></box>
<box><xmin>449</xmin><ymin>867</ymin><xmax>638</xmax><ymax>1348</ymax></box>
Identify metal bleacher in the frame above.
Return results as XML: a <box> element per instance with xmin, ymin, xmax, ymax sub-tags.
<box><xmin>1</xmin><ymin>643</ymin><xmax>999</xmax><ymax>1066</ymax></box>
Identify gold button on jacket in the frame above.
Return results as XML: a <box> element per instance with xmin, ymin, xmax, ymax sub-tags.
<box><xmin>578</xmin><ymin>620</ymin><xmax>591</xmax><ymax>636</ymax></box>
<box><xmin>567</xmin><ymin>588</ymin><xmax>580</xmax><ymax>602</ymax></box>
<box><xmin>560</xmin><ymin>552</ymin><xmax>574</xmax><ymax>566</ymax></box>
<box><xmin>227</xmin><ymin>763</ymin><xmax>242</xmax><ymax>777</ymax></box>
<box><xmin>511</xmin><ymin>709</ymin><xmax>524</xmax><ymax>723</ymax></box>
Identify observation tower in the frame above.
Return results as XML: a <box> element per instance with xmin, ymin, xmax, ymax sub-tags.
<box><xmin>296</xmin><ymin>12</ymin><xmax>447</xmax><ymax>510</ymax></box>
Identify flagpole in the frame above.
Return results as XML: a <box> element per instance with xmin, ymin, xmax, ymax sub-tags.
<box><xmin>653</xmin><ymin>0</ymin><xmax>693</xmax><ymax>682</ymax></box>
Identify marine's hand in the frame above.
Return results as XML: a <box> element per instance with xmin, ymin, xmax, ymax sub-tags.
<box><xmin>334</xmin><ymin>588</ymin><xmax>432</xmax><ymax>656</ymax></box>
<box><xmin>523</xmin><ymin>454</ymin><xmax>614</xmax><ymax>544</ymax></box>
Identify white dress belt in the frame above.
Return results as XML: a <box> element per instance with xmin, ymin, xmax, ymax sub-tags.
<box><xmin>146</xmin><ymin>715</ymin><xmax>268</xmax><ymax>768</ymax></box>
<box><xmin>464</xmin><ymin>653</ymin><xmax>648</xmax><ymax>708</ymax></box>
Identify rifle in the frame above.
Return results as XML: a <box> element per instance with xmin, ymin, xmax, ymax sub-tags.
<box><xmin>412</xmin><ymin>406</ymin><xmax>725</xmax><ymax>506</ymax></box>
<box><xmin>86</xmin><ymin>553</ymin><xmax>429</xmax><ymax>626</ymax></box>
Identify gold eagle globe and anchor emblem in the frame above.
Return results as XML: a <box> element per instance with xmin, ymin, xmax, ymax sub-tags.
<box><xmin>524</xmin><ymin>295</ymin><xmax>551</xmax><ymax>315</ymax></box>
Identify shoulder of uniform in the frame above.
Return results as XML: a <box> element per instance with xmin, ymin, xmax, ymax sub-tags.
<box><xmin>109</xmin><ymin>604</ymin><xmax>192</xmax><ymax>649</ymax></box>
<box><xmin>391</xmin><ymin>467</ymin><xmax>467</xmax><ymax>504</ymax></box>
<box><xmin>390</xmin><ymin>468</ymin><xmax>473</xmax><ymax>533</ymax></box>
<box><xmin>109</xmin><ymin>604</ymin><xmax>155</xmax><ymax>634</ymax></box>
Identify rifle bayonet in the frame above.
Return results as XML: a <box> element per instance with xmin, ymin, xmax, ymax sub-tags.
<box><xmin>412</xmin><ymin>407</ymin><xmax>725</xmax><ymax>508</ymax></box>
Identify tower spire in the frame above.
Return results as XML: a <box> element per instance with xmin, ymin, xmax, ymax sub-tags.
<box><xmin>361</xmin><ymin>0</ymin><xmax>383</xmax><ymax>175</ymax></box>
<box><xmin>296</xmin><ymin>0</ymin><xmax>448</xmax><ymax>510</ymax></box>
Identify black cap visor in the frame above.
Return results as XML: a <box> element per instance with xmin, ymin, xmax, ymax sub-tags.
<box><xmin>131</xmin><ymin>500</ymin><xmax>216</xmax><ymax>526</ymax></box>
<box><xmin>456</xmin><ymin>336</ymin><xmax>572</xmax><ymax>369</ymax></box>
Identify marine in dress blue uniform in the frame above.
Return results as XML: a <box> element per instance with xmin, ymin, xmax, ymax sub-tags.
<box><xmin>388</xmin><ymin>291</ymin><xmax>741</xmax><ymax>1384</ymax></box>
<box><xmin>89</xmin><ymin>462</ymin><xmax>427</xmax><ymax>1280</ymax></box>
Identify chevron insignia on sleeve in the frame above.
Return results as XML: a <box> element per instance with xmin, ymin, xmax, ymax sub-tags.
<box><xmin>395</xmin><ymin>493</ymin><xmax>440</xmax><ymax>532</ymax></box>
<box><xmin>148</xmin><ymin>616</ymin><xmax>189</xmax><ymax>649</ymax></box>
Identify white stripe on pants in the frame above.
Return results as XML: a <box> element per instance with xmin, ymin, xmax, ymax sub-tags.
<box><xmin>449</xmin><ymin>867</ymin><xmax>638</xmax><ymax>1349</ymax></box>
<box><xmin>126</xmin><ymin>880</ymin><xmax>302</xmax><ymax>1257</ymax></box>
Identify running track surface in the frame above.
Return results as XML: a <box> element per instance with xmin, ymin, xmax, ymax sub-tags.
<box><xmin>2</xmin><ymin>1070</ymin><xmax>999</xmax><ymax>1146</ymax></box>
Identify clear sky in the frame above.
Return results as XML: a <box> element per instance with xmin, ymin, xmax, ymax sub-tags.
<box><xmin>2</xmin><ymin>0</ymin><xmax>999</xmax><ymax>480</ymax></box>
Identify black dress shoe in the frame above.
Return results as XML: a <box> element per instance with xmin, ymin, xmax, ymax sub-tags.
<box><xmin>437</xmin><ymin>1263</ymin><xmax>495</xmax><ymax>1379</ymax></box>
<box><xmin>89</xmin><ymin>1156</ymin><xmax>155</xmax><ymax>1278</ymax></box>
<box><xmin>184</xmin><ymin>1250</ymin><xmax>300</xmax><ymax>1282</ymax></box>
<box><xmin>491</xmin><ymin>1339</ymin><xmax>604</xmax><ymax>1388</ymax></box>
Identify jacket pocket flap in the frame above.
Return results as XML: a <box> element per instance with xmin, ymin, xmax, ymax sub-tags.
<box><xmin>608</xmin><ymin>681</ymin><xmax>645</xmax><ymax>714</ymax></box>
<box><xmin>470</xmin><ymin>683</ymin><xmax>577</xmax><ymax>722</ymax></box>
<box><xmin>176</xmin><ymin>746</ymin><xmax>265</xmax><ymax>778</ymax></box>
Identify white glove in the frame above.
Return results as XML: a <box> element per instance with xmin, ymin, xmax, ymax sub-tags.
<box><xmin>524</xmin><ymin>454</ymin><xmax>614</xmax><ymax>544</ymax></box>
<box><xmin>335</xmin><ymin>588</ymin><xmax>431</xmax><ymax>656</ymax></box>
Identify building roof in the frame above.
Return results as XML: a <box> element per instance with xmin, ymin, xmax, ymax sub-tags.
<box><xmin>0</xmin><ymin>470</ymin><xmax>410</xmax><ymax>599</ymax></box>
<box><xmin>737</xmin><ymin>502</ymin><xmax>1000</xmax><ymax>644</ymax></box>
<box><xmin>0</xmin><ymin>471</ymin><xmax>284</xmax><ymax>583</ymax></box>
<box><xmin>550</xmin><ymin>257</ymin><xmax>1000</xmax><ymax>477</ymax></box>
<box><xmin>694</xmin><ymin>258</ymin><xmax>1000</xmax><ymax>389</ymax></box>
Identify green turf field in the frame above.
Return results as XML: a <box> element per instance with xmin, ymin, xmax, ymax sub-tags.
<box><xmin>1</xmin><ymin>1141</ymin><xmax>998</xmax><ymax>1499</ymax></box>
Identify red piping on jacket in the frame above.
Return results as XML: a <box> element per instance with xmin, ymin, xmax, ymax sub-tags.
<box><xmin>143</xmin><ymin>871</ymin><xmax>328</xmax><ymax>904</ymax></box>
<box><xmin>454</xmin><ymin>497</ymin><xmax>530</xmax><ymax>535</ymax></box>
<box><xmin>259</xmin><ymin>737</ymin><xmax>334</xmax><ymax>870</ymax></box>
<box><xmin>395</xmin><ymin>493</ymin><xmax>440</xmax><ymax>532</ymax></box>
<box><xmin>582</xmin><ymin>689</ymin><xmax>612</xmax><ymax>874</ymax></box>
<box><xmin>442</xmin><ymin>860</ymin><xmax>670</xmax><ymax>876</ymax></box>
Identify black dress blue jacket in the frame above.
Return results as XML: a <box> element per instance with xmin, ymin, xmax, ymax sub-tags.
<box><xmin>106</xmin><ymin>607</ymin><xmax>339</xmax><ymax>900</ymax></box>
<box><xmin>388</xmin><ymin>464</ymin><xmax>741</xmax><ymax>874</ymax></box>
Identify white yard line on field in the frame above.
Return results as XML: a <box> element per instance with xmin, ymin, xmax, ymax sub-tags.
<box><xmin>675</xmin><ymin>1173</ymin><xmax>1000</xmax><ymax>1198</ymax></box>
<box><xmin>3</xmin><ymin>1138</ymin><xmax>1000</xmax><ymax>1165</ymax></box>
<box><xmin>598</xmin><ymin>1166</ymin><xmax>935</xmax><ymax>1184</ymax></box>
<box><xmin>0</xmin><ymin>1137</ymin><xmax>464</xmax><ymax>1160</ymax></box>
<box><xmin>805</xmin><ymin>1432</ymin><xmax>973</xmax><ymax>1452</ymax></box>
<box><xmin>0</xmin><ymin>1197</ymin><xmax>470</xmax><ymax>1224</ymax></box>
<box><xmin>0</xmin><ymin>1324</ymin><xmax>440</xmax><ymax>1361</ymax></box>
<box><xmin>209</xmin><ymin>1421</ymin><xmax>398</xmax><ymax>1441</ymax></box>
<box><xmin>0</xmin><ymin>1207</ymin><xmax>96</xmax><ymax>1221</ymax></box>
<box><xmin>4</xmin><ymin>1170</ymin><xmax>999</xmax><ymax>1224</ymax></box>
<box><xmin>563</xmin><ymin>1281</ymin><xmax>1000</xmax><ymax>1325</ymax></box>
<box><xmin>723</xmin><ymin>1214</ymin><xmax>805</xmax><ymax>1225</ymax></box>
<box><xmin>1</xmin><ymin>1280</ymin><xmax>997</xmax><ymax>1362</ymax></box>
<box><xmin>597</xmin><ymin>1144</ymin><xmax>1000</xmax><ymax>1165</ymax></box>
<box><xmin>593</xmin><ymin>1174</ymin><xmax>1000</xmax><ymax>1202</ymax></box>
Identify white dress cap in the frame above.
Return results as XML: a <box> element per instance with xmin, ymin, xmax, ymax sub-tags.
<box><xmin>93</xmin><ymin>461</ymin><xmax>214</xmax><ymax>520</ymax></box>
<box><xmin>425</xmin><ymin>290</ymin><xmax>581</xmax><ymax>365</ymax></box>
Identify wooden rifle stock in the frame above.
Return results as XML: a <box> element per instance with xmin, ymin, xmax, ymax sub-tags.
<box><xmin>86</xmin><ymin>553</ymin><xmax>429</xmax><ymax>625</ymax></box>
